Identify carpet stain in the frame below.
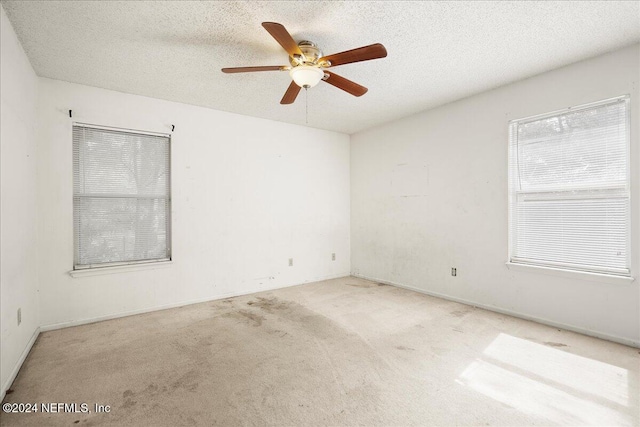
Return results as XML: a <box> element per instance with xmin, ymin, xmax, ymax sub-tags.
<box><xmin>396</xmin><ymin>346</ymin><xmax>415</xmax><ymax>351</ymax></box>
<box><xmin>249</xmin><ymin>297</ymin><xmax>349</xmax><ymax>341</ymax></box>
<box><xmin>198</xmin><ymin>335</ymin><xmax>214</xmax><ymax>346</ymax></box>
<box><xmin>449</xmin><ymin>310</ymin><xmax>470</xmax><ymax>318</ymax></box>
<box><xmin>224</xmin><ymin>309</ymin><xmax>265</xmax><ymax>327</ymax></box>
<box><xmin>544</xmin><ymin>342</ymin><xmax>567</xmax><ymax>347</ymax></box>
<box><xmin>345</xmin><ymin>283</ymin><xmax>374</xmax><ymax>288</ymax></box>
<box><xmin>171</xmin><ymin>371</ymin><xmax>199</xmax><ymax>392</ymax></box>
<box><xmin>133</xmin><ymin>383</ymin><xmax>165</xmax><ymax>398</ymax></box>
<box><xmin>122</xmin><ymin>398</ymin><xmax>137</xmax><ymax>408</ymax></box>
<box><xmin>246</xmin><ymin>297</ymin><xmax>291</xmax><ymax>313</ymax></box>
<box><xmin>270</xmin><ymin>329</ymin><xmax>289</xmax><ymax>338</ymax></box>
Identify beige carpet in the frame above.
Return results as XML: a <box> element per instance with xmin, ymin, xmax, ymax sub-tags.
<box><xmin>2</xmin><ymin>276</ymin><xmax>638</xmax><ymax>426</ymax></box>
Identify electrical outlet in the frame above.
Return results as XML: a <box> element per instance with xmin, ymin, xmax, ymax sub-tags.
<box><xmin>289</xmin><ymin>258</ymin><xmax>293</xmax><ymax>267</ymax></box>
<box><xmin>332</xmin><ymin>253</ymin><xmax>336</xmax><ymax>261</ymax></box>
<box><xmin>17</xmin><ymin>308</ymin><xmax>21</xmax><ymax>326</ymax></box>
<box><xmin>451</xmin><ymin>268</ymin><xmax>457</xmax><ymax>277</ymax></box>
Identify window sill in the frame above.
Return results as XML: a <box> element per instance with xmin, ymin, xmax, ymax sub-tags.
<box><xmin>505</xmin><ymin>262</ymin><xmax>634</xmax><ymax>285</ymax></box>
<box><xmin>69</xmin><ymin>260</ymin><xmax>173</xmax><ymax>278</ymax></box>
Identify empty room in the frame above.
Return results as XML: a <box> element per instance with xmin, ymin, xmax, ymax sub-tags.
<box><xmin>1</xmin><ymin>1</ymin><xmax>638</xmax><ymax>426</ymax></box>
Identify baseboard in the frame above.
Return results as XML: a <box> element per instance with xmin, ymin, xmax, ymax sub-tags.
<box><xmin>352</xmin><ymin>273</ymin><xmax>640</xmax><ymax>348</ymax></box>
<box><xmin>40</xmin><ymin>273</ymin><xmax>350</xmax><ymax>332</ymax></box>
<box><xmin>1</xmin><ymin>326</ymin><xmax>40</xmax><ymax>402</ymax></box>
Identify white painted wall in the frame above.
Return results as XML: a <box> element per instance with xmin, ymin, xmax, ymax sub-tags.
<box><xmin>351</xmin><ymin>44</ymin><xmax>640</xmax><ymax>346</ymax></box>
<box><xmin>0</xmin><ymin>6</ymin><xmax>41</xmax><ymax>394</ymax></box>
<box><xmin>36</xmin><ymin>79</ymin><xmax>350</xmax><ymax>329</ymax></box>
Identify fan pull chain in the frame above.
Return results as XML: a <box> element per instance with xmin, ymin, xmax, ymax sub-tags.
<box><xmin>305</xmin><ymin>87</ymin><xmax>308</xmax><ymax>125</ymax></box>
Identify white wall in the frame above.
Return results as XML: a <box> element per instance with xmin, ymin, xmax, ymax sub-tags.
<box><xmin>351</xmin><ymin>44</ymin><xmax>640</xmax><ymax>346</ymax></box>
<box><xmin>36</xmin><ymin>79</ymin><xmax>350</xmax><ymax>329</ymax></box>
<box><xmin>0</xmin><ymin>6</ymin><xmax>41</xmax><ymax>394</ymax></box>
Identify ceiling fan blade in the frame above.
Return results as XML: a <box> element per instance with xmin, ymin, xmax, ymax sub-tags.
<box><xmin>262</xmin><ymin>22</ymin><xmax>303</xmax><ymax>57</ymax></box>
<box><xmin>320</xmin><ymin>43</ymin><xmax>387</xmax><ymax>67</ymax></box>
<box><xmin>221</xmin><ymin>66</ymin><xmax>286</xmax><ymax>73</ymax></box>
<box><xmin>322</xmin><ymin>71</ymin><xmax>368</xmax><ymax>97</ymax></box>
<box><xmin>280</xmin><ymin>81</ymin><xmax>301</xmax><ymax>104</ymax></box>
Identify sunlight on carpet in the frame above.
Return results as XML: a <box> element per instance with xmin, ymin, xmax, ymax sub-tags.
<box><xmin>456</xmin><ymin>333</ymin><xmax>631</xmax><ymax>426</ymax></box>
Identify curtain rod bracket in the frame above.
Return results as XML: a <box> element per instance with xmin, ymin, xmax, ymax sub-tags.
<box><xmin>69</xmin><ymin>110</ymin><xmax>72</xmax><ymax>118</ymax></box>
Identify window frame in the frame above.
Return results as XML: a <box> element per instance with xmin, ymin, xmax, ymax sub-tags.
<box><xmin>507</xmin><ymin>95</ymin><xmax>631</xmax><ymax>278</ymax></box>
<box><xmin>72</xmin><ymin>122</ymin><xmax>172</xmax><ymax>271</ymax></box>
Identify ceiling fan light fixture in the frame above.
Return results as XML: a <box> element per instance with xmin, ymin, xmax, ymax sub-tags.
<box><xmin>223</xmin><ymin>22</ymin><xmax>387</xmax><ymax>104</ymax></box>
<box><xmin>289</xmin><ymin>65</ymin><xmax>324</xmax><ymax>88</ymax></box>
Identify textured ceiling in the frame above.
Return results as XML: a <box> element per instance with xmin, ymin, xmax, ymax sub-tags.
<box><xmin>2</xmin><ymin>1</ymin><xmax>639</xmax><ymax>134</ymax></box>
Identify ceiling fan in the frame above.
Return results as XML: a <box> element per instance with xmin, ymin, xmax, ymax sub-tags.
<box><xmin>222</xmin><ymin>22</ymin><xmax>387</xmax><ymax>104</ymax></box>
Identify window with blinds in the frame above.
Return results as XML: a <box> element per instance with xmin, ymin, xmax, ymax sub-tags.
<box><xmin>508</xmin><ymin>96</ymin><xmax>630</xmax><ymax>276</ymax></box>
<box><xmin>73</xmin><ymin>124</ymin><xmax>171</xmax><ymax>269</ymax></box>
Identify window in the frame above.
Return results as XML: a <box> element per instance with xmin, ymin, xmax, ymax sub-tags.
<box><xmin>508</xmin><ymin>96</ymin><xmax>630</xmax><ymax>276</ymax></box>
<box><xmin>73</xmin><ymin>124</ymin><xmax>171</xmax><ymax>269</ymax></box>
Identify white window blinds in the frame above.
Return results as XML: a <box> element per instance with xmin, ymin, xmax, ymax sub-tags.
<box><xmin>73</xmin><ymin>124</ymin><xmax>171</xmax><ymax>269</ymax></box>
<box><xmin>508</xmin><ymin>96</ymin><xmax>630</xmax><ymax>276</ymax></box>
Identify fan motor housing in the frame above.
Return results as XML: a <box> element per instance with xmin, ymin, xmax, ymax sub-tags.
<box><xmin>290</xmin><ymin>40</ymin><xmax>323</xmax><ymax>66</ymax></box>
